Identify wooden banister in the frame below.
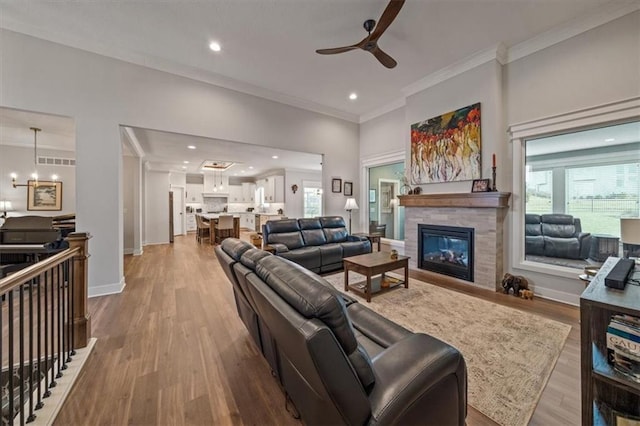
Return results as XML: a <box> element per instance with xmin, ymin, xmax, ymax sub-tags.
<box><xmin>67</xmin><ymin>232</ymin><xmax>92</xmax><ymax>349</ymax></box>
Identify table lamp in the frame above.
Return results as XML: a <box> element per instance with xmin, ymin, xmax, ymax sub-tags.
<box><xmin>344</xmin><ymin>198</ymin><xmax>359</xmax><ymax>233</ymax></box>
<box><xmin>620</xmin><ymin>218</ymin><xmax>640</xmax><ymax>258</ymax></box>
<box><xmin>0</xmin><ymin>200</ymin><xmax>12</xmax><ymax>219</ymax></box>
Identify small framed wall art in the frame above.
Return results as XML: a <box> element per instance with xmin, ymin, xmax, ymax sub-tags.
<box><xmin>344</xmin><ymin>181</ymin><xmax>353</xmax><ymax>196</ymax></box>
<box><xmin>27</xmin><ymin>180</ymin><xmax>63</xmax><ymax>211</ymax></box>
<box><xmin>331</xmin><ymin>178</ymin><xmax>342</xmax><ymax>193</ymax></box>
<box><xmin>471</xmin><ymin>179</ymin><xmax>490</xmax><ymax>193</ymax></box>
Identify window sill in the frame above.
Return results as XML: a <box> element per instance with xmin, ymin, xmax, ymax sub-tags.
<box><xmin>515</xmin><ymin>259</ymin><xmax>582</xmax><ymax>280</ymax></box>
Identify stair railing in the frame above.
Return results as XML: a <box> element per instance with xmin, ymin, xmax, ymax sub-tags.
<box><xmin>0</xmin><ymin>232</ymin><xmax>91</xmax><ymax>425</ymax></box>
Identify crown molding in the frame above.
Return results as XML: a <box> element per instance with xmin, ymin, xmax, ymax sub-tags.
<box><xmin>359</xmin><ymin>98</ymin><xmax>406</xmax><ymax>124</ymax></box>
<box><xmin>122</xmin><ymin>127</ymin><xmax>145</xmax><ymax>158</ymax></box>
<box><xmin>507</xmin><ymin>1</ymin><xmax>640</xmax><ymax>63</ymax></box>
<box><xmin>402</xmin><ymin>44</ymin><xmax>505</xmax><ymax>98</ymax></box>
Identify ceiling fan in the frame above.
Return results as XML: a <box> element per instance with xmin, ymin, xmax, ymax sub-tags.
<box><xmin>315</xmin><ymin>0</ymin><xmax>405</xmax><ymax>69</ymax></box>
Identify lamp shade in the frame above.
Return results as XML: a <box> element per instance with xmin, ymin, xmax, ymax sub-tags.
<box><xmin>621</xmin><ymin>218</ymin><xmax>640</xmax><ymax>245</ymax></box>
<box><xmin>344</xmin><ymin>198</ymin><xmax>359</xmax><ymax>211</ymax></box>
<box><xmin>0</xmin><ymin>200</ymin><xmax>13</xmax><ymax>211</ymax></box>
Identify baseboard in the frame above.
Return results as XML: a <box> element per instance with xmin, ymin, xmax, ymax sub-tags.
<box><xmin>123</xmin><ymin>248</ymin><xmax>134</xmax><ymax>255</ymax></box>
<box><xmin>30</xmin><ymin>337</ymin><xmax>97</xmax><ymax>425</ymax></box>
<box><xmin>133</xmin><ymin>248</ymin><xmax>143</xmax><ymax>256</ymax></box>
<box><xmin>534</xmin><ymin>287</ymin><xmax>580</xmax><ymax>306</ymax></box>
<box><xmin>88</xmin><ymin>276</ymin><xmax>125</xmax><ymax>298</ymax></box>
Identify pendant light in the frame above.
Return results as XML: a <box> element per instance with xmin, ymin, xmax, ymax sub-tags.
<box><xmin>12</xmin><ymin>127</ymin><xmax>41</xmax><ymax>188</ymax></box>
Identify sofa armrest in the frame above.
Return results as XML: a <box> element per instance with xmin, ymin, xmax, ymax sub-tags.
<box><xmin>369</xmin><ymin>333</ymin><xmax>467</xmax><ymax>425</ymax></box>
<box><xmin>269</xmin><ymin>243</ymin><xmax>289</xmax><ymax>254</ymax></box>
<box><xmin>347</xmin><ymin>235</ymin><xmax>368</xmax><ymax>242</ymax></box>
<box><xmin>577</xmin><ymin>233</ymin><xmax>592</xmax><ymax>259</ymax></box>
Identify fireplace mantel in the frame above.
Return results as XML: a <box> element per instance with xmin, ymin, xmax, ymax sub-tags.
<box><xmin>399</xmin><ymin>192</ymin><xmax>511</xmax><ymax>209</ymax></box>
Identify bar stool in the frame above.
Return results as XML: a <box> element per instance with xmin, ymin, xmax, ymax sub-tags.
<box><xmin>196</xmin><ymin>215</ymin><xmax>211</xmax><ymax>244</ymax></box>
<box><xmin>215</xmin><ymin>215</ymin><xmax>234</xmax><ymax>244</ymax></box>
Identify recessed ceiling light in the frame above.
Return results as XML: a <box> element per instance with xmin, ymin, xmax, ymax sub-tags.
<box><xmin>349</xmin><ymin>93</ymin><xmax>358</xmax><ymax>100</ymax></box>
<box><xmin>188</xmin><ymin>145</ymin><xmax>196</xmax><ymax>150</ymax></box>
<box><xmin>182</xmin><ymin>166</ymin><xmax>187</xmax><ymax>169</ymax></box>
<box><xmin>272</xmin><ymin>155</ymin><xmax>278</xmax><ymax>159</ymax></box>
<box><xmin>249</xmin><ymin>166</ymin><xmax>254</xmax><ymax>169</ymax></box>
<box><xmin>209</xmin><ymin>41</ymin><xmax>221</xmax><ymax>52</ymax></box>
<box><xmin>604</xmin><ymin>138</ymin><xmax>615</xmax><ymax>142</ymax></box>
<box><xmin>241</xmin><ymin>170</ymin><xmax>245</xmax><ymax>173</ymax></box>
<box><xmin>183</xmin><ymin>160</ymin><xmax>189</xmax><ymax>164</ymax></box>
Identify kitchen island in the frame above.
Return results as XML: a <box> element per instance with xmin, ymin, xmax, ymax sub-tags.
<box><xmin>200</xmin><ymin>213</ymin><xmax>240</xmax><ymax>241</ymax></box>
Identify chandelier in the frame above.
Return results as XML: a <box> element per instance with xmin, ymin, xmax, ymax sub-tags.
<box><xmin>11</xmin><ymin>127</ymin><xmax>41</xmax><ymax>188</ymax></box>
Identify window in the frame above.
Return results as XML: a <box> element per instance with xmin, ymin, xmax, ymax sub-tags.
<box><xmin>303</xmin><ymin>180</ymin><xmax>322</xmax><ymax>218</ymax></box>
<box><xmin>526</xmin><ymin>122</ymin><xmax>639</xmax><ymax>235</ymax></box>
<box><xmin>510</xmin><ymin>98</ymin><xmax>640</xmax><ymax>278</ymax></box>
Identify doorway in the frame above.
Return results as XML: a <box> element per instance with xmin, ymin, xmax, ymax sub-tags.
<box><xmin>172</xmin><ymin>186</ymin><xmax>184</xmax><ymax>236</ymax></box>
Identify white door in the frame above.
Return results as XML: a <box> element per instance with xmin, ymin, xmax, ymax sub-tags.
<box><xmin>173</xmin><ymin>186</ymin><xmax>185</xmax><ymax>235</ymax></box>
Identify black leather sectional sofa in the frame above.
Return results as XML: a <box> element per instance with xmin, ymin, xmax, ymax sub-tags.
<box><xmin>262</xmin><ymin>216</ymin><xmax>371</xmax><ymax>273</ymax></box>
<box><xmin>525</xmin><ymin>213</ymin><xmax>591</xmax><ymax>259</ymax></box>
<box><xmin>215</xmin><ymin>238</ymin><xmax>467</xmax><ymax>425</ymax></box>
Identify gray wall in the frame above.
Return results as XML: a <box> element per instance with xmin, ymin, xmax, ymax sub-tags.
<box><xmin>0</xmin><ymin>29</ymin><xmax>359</xmax><ymax>296</ymax></box>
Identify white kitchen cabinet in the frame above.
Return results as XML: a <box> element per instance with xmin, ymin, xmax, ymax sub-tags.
<box><xmin>203</xmin><ymin>173</ymin><xmax>229</xmax><ymax>194</ymax></box>
<box><xmin>239</xmin><ymin>213</ymin><xmax>256</xmax><ymax>229</ymax></box>
<box><xmin>228</xmin><ymin>184</ymin><xmax>243</xmax><ymax>202</ymax></box>
<box><xmin>186</xmin><ymin>213</ymin><xmax>197</xmax><ymax>231</ymax></box>
<box><xmin>263</xmin><ymin>175</ymin><xmax>284</xmax><ymax>203</ymax></box>
<box><xmin>273</xmin><ymin>175</ymin><xmax>284</xmax><ymax>203</ymax></box>
<box><xmin>242</xmin><ymin>182</ymin><xmax>256</xmax><ymax>203</ymax></box>
<box><xmin>186</xmin><ymin>184</ymin><xmax>204</xmax><ymax>204</ymax></box>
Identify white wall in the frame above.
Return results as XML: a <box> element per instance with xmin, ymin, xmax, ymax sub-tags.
<box><xmin>356</xmin><ymin>12</ymin><xmax>639</xmax><ymax>305</ymax></box>
<box><xmin>0</xmin><ymin>145</ymin><xmax>76</xmax><ymax>215</ymax></box>
<box><xmin>504</xmin><ymin>11</ymin><xmax>640</xmax><ymax>304</ymax></box>
<box><xmin>122</xmin><ymin>155</ymin><xmax>136</xmax><ymax>253</ymax></box>
<box><xmin>145</xmin><ymin>170</ymin><xmax>170</xmax><ymax>245</ymax></box>
<box><xmin>284</xmin><ymin>169</ymin><xmax>322</xmax><ymax>218</ymax></box>
<box><xmin>0</xmin><ymin>29</ymin><xmax>359</xmax><ymax>296</ymax></box>
<box><xmin>359</xmin><ymin>107</ymin><xmax>405</xmax><ymax>160</ymax></box>
<box><xmin>406</xmin><ymin>60</ymin><xmax>505</xmax><ymax>193</ymax></box>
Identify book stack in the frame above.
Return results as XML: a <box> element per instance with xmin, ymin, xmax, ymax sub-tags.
<box><xmin>606</xmin><ymin>314</ymin><xmax>640</xmax><ymax>383</ymax></box>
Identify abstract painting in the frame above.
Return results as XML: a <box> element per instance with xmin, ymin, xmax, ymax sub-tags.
<box><xmin>410</xmin><ymin>103</ymin><xmax>481</xmax><ymax>184</ymax></box>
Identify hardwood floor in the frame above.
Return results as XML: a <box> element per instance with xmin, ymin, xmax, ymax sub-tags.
<box><xmin>54</xmin><ymin>233</ymin><xmax>581</xmax><ymax>425</ymax></box>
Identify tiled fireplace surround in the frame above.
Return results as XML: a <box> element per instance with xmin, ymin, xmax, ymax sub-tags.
<box><xmin>400</xmin><ymin>193</ymin><xmax>511</xmax><ymax>292</ymax></box>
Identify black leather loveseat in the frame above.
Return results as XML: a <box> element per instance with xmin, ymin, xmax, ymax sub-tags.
<box><xmin>525</xmin><ymin>213</ymin><xmax>591</xmax><ymax>259</ymax></box>
<box><xmin>262</xmin><ymin>216</ymin><xmax>371</xmax><ymax>273</ymax></box>
<box><xmin>215</xmin><ymin>238</ymin><xmax>467</xmax><ymax>425</ymax></box>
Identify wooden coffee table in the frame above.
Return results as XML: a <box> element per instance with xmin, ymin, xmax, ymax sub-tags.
<box><xmin>343</xmin><ymin>251</ymin><xmax>410</xmax><ymax>302</ymax></box>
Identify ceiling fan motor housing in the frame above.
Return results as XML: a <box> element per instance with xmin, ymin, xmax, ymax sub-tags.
<box><xmin>363</xmin><ymin>19</ymin><xmax>376</xmax><ymax>33</ymax></box>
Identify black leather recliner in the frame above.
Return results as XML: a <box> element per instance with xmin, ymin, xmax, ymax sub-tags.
<box><xmin>215</xmin><ymin>238</ymin><xmax>468</xmax><ymax>425</ymax></box>
<box><xmin>262</xmin><ymin>216</ymin><xmax>371</xmax><ymax>273</ymax></box>
<box><xmin>525</xmin><ymin>213</ymin><xmax>591</xmax><ymax>259</ymax></box>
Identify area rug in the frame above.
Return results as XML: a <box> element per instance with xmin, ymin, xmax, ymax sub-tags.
<box><xmin>322</xmin><ymin>272</ymin><xmax>571</xmax><ymax>426</ymax></box>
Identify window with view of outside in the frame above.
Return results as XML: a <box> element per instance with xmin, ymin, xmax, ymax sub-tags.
<box><xmin>303</xmin><ymin>182</ymin><xmax>322</xmax><ymax>218</ymax></box>
<box><xmin>525</xmin><ymin>121</ymin><xmax>640</xmax><ymax>266</ymax></box>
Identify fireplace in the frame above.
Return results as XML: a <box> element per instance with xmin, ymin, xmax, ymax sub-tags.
<box><xmin>418</xmin><ymin>224</ymin><xmax>474</xmax><ymax>282</ymax></box>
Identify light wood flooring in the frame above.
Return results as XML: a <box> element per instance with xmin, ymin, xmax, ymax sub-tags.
<box><xmin>54</xmin><ymin>233</ymin><xmax>581</xmax><ymax>425</ymax></box>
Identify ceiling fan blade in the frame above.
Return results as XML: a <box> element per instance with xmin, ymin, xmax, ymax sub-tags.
<box><xmin>371</xmin><ymin>46</ymin><xmax>397</xmax><ymax>68</ymax></box>
<box><xmin>316</xmin><ymin>45</ymin><xmax>360</xmax><ymax>55</ymax></box>
<box><xmin>370</xmin><ymin>0</ymin><xmax>405</xmax><ymax>41</ymax></box>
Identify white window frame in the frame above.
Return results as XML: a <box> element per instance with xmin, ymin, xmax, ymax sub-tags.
<box><xmin>508</xmin><ymin>97</ymin><xmax>640</xmax><ymax>278</ymax></box>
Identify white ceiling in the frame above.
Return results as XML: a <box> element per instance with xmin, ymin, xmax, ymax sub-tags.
<box><xmin>1</xmin><ymin>0</ymin><xmax>636</xmax><ymax>174</ymax></box>
<box><xmin>126</xmin><ymin>126</ymin><xmax>322</xmax><ymax>176</ymax></box>
<box><xmin>1</xmin><ymin>0</ymin><xmax>630</xmax><ymax>121</ymax></box>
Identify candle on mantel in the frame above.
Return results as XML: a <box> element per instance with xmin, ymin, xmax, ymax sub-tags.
<box><xmin>492</xmin><ymin>153</ymin><xmax>496</xmax><ymax>168</ymax></box>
